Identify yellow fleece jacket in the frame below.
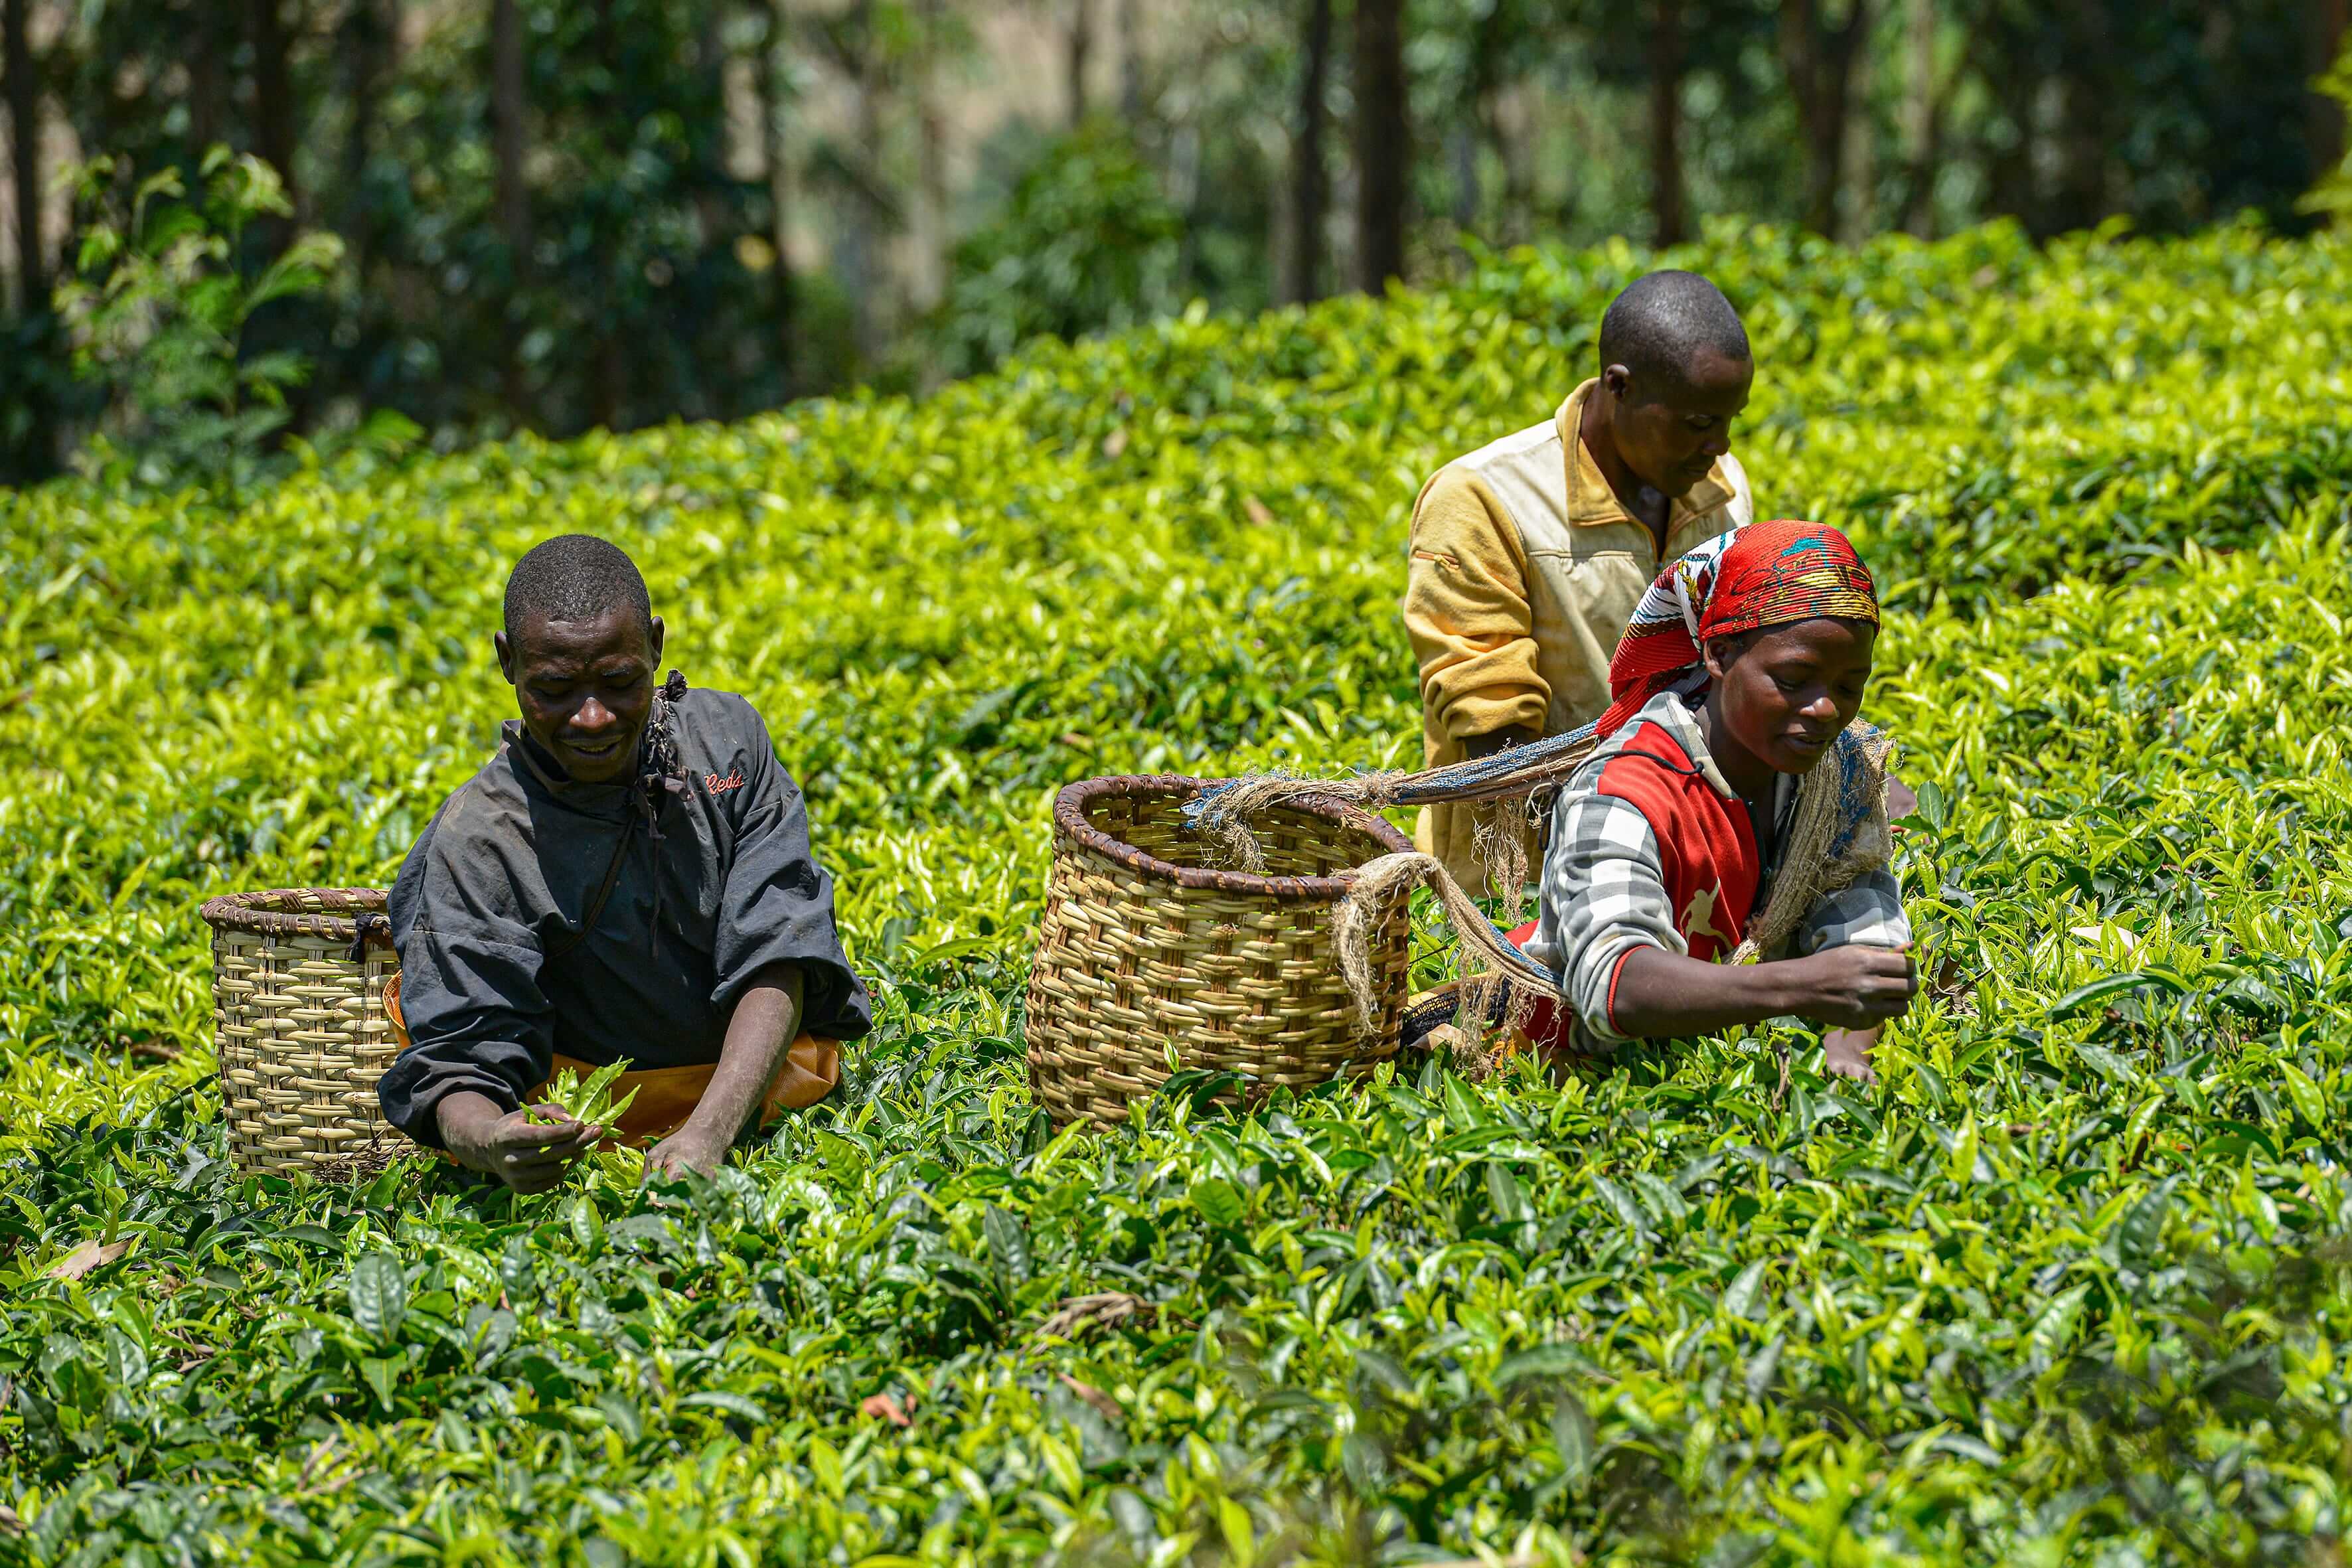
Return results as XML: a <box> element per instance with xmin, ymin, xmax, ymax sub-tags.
<box><xmin>1401</xmin><ymin>379</ymin><xmax>1755</xmax><ymax>893</ymax></box>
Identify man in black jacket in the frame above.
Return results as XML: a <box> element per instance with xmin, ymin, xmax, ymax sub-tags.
<box><xmin>377</xmin><ymin>534</ymin><xmax>872</xmax><ymax>1191</ymax></box>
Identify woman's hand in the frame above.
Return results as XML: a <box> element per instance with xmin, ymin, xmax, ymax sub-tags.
<box><xmin>1782</xmin><ymin>945</ymin><xmax>1917</xmax><ymax>1031</ymax></box>
<box><xmin>437</xmin><ymin>1091</ymin><xmax>603</xmax><ymax>1194</ymax></box>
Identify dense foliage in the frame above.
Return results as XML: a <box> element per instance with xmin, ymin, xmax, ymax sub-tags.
<box><xmin>3</xmin><ymin>221</ymin><xmax>2351</xmax><ymax>1565</ymax></box>
<box><xmin>57</xmin><ymin>149</ymin><xmax>352</xmax><ymax>496</ymax></box>
<box><xmin>5</xmin><ymin>0</ymin><xmax>2343</xmax><ymax>484</ymax></box>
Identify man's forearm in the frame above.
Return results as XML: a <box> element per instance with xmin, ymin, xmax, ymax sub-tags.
<box><xmin>681</xmin><ymin>962</ymin><xmax>807</xmax><ymax>1146</ymax></box>
<box><xmin>437</xmin><ymin>1091</ymin><xmax>510</xmax><ymax>1165</ymax></box>
<box><xmin>1606</xmin><ymin>948</ymin><xmax>1800</xmax><ymax>1040</ymax></box>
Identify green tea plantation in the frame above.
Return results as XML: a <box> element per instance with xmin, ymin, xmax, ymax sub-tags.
<box><xmin>5</xmin><ymin>219</ymin><xmax>2352</xmax><ymax>1566</ymax></box>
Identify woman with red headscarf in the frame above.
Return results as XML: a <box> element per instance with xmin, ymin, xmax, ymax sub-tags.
<box><xmin>1518</xmin><ymin>519</ymin><xmax>1916</xmax><ymax>1081</ymax></box>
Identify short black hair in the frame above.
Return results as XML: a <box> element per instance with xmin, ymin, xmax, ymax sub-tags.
<box><xmin>1598</xmin><ymin>270</ymin><xmax>1751</xmax><ymax>392</ymax></box>
<box><xmin>502</xmin><ymin>534</ymin><xmax>653</xmax><ymax>643</ymax></box>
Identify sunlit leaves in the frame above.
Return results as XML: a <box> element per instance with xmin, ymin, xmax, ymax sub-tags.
<box><xmin>3</xmin><ymin>223</ymin><xmax>2351</xmax><ymax>1565</ymax></box>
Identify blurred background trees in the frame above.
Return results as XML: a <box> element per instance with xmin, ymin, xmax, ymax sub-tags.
<box><xmin>0</xmin><ymin>0</ymin><xmax>2344</xmax><ymax>485</ymax></box>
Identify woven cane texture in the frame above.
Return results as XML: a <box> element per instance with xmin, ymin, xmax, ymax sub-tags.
<box><xmin>202</xmin><ymin>888</ymin><xmax>401</xmax><ymax>1179</ymax></box>
<box><xmin>1025</xmin><ymin>776</ymin><xmax>1414</xmax><ymax>1129</ymax></box>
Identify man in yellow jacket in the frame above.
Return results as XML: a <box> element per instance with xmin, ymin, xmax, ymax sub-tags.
<box><xmin>1403</xmin><ymin>270</ymin><xmax>1757</xmax><ymax>894</ymax></box>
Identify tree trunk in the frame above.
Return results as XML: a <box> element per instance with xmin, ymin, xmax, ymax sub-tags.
<box><xmin>491</xmin><ymin>0</ymin><xmax>531</xmax><ymax>420</ymax></box>
<box><xmin>1352</xmin><ymin>0</ymin><xmax>1407</xmax><ymax>291</ymax></box>
<box><xmin>1495</xmin><ymin>85</ymin><xmax>1533</xmax><ymax>246</ymax></box>
<box><xmin>250</xmin><ymin>0</ymin><xmax>300</xmax><ymax>213</ymax></box>
<box><xmin>1841</xmin><ymin>58</ymin><xmax>1874</xmax><ymax>240</ymax></box>
<box><xmin>1170</xmin><ymin>119</ymin><xmax>1202</xmax><ymax>290</ymax></box>
<box><xmin>191</xmin><ymin>2</ymin><xmax>224</xmax><ymax>152</ymax></box>
<box><xmin>1116</xmin><ymin>0</ymin><xmax>1142</xmax><ymax>121</ymax></box>
<box><xmin>1648</xmin><ymin>0</ymin><xmax>1687</xmax><ymax>246</ymax></box>
<box><xmin>1899</xmin><ymin>0</ymin><xmax>1938</xmax><ymax>236</ymax></box>
<box><xmin>763</xmin><ymin>0</ymin><xmax>796</xmax><ymax>390</ymax></box>
<box><xmin>910</xmin><ymin>0</ymin><xmax>947</xmax><ymax>316</ymax></box>
<box><xmin>493</xmin><ymin>0</ymin><xmax>530</xmax><ymax>263</ymax></box>
<box><xmin>1970</xmin><ymin>12</ymin><xmax>2041</xmax><ymax>228</ymax></box>
<box><xmin>1449</xmin><ymin>125</ymin><xmax>1477</xmax><ymax>233</ymax></box>
<box><xmin>1067</xmin><ymin>0</ymin><xmax>1093</xmax><ymax>127</ymax></box>
<box><xmin>339</xmin><ymin>0</ymin><xmax>390</xmax><ymax>265</ymax></box>
<box><xmin>1777</xmin><ymin>0</ymin><xmax>1873</xmax><ymax>236</ymax></box>
<box><xmin>1283</xmin><ymin>0</ymin><xmax>1332</xmax><ymax>305</ymax></box>
<box><xmin>1453</xmin><ymin>0</ymin><xmax>1508</xmax><ymax>239</ymax></box>
<box><xmin>3</xmin><ymin>0</ymin><xmax>40</xmax><ymax>312</ymax></box>
<box><xmin>842</xmin><ymin>5</ymin><xmax>886</xmax><ymax>369</ymax></box>
<box><xmin>592</xmin><ymin>0</ymin><xmax>625</xmax><ymax>431</ymax></box>
<box><xmin>2047</xmin><ymin>0</ymin><xmax>2108</xmax><ymax>233</ymax></box>
<box><xmin>2314</xmin><ymin>0</ymin><xmax>2348</xmax><ymax>185</ymax></box>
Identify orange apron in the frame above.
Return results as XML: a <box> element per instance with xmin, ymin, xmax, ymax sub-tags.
<box><xmin>384</xmin><ymin>973</ymin><xmax>840</xmax><ymax>1148</ymax></box>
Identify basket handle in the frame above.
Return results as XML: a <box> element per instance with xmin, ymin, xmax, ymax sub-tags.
<box><xmin>347</xmin><ymin>911</ymin><xmax>391</xmax><ymax>965</ymax></box>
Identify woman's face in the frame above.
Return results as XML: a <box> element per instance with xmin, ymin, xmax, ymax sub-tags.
<box><xmin>1705</xmin><ymin>617</ymin><xmax>1877</xmax><ymax>774</ymax></box>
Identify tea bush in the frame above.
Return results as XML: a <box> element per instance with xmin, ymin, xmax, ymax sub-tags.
<box><xmin>3</xmin><ymin>220</ymin><xmax>2350</xmax><ymax>1566</ymax></box>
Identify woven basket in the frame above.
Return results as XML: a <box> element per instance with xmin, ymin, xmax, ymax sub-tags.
<box><xmin>1024</xmin><ymin>775</ymin><xmax>1414</xmax><ymax>1129</ymax></box>
<box><xmin>200</xmin><ymin>888</ymin><xmax>402</xmax><ymax>1178</ymax></box>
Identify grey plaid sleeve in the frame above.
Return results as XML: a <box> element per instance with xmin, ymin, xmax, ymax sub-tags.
<box><xmin>1528</xmin><ymin>785</ymin><xmax>1684</xmax><ymax>1044</ymax></box>
<box><xmin>1792</xmin><ymin>866</ymin><xmax>1910</xmax><ymax>955</ymax></box>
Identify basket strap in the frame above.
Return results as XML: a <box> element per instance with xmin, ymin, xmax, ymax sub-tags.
<box><xmin>546</xmin><ymin>817</ymin><xmax>636</xmax><ymax>962</ymax></box>
<box><xmin>345</xmin><ymin>911</ymin><xmax>390</xmax><ymax>965</ymax></box>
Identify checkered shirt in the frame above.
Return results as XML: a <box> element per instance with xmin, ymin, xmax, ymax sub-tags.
<box><xmin>1522</xmin><ymin>690</ymin><xmax>1909</xmax><ymax>1045</ymax></box>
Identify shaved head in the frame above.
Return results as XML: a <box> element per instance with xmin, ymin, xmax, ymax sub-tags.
<box><xmin>1598</xmin><ymin>271</ymin><xmax>1751</xmax><ymax>396</ymax></box>
<box><xmin>503</xmin><ymin>534</ymin><xmax>653</xmax><ymax>646</ymax></box>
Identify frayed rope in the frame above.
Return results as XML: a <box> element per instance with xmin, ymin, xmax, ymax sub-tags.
<box><xmin>1728</xmin><ymin>726</ymin><xmax>1896</xmax><ymax>965</ymax></box>
<box><xmin>1334</xmin><ymin>850</ymin><xmax>1562</xmax><ymax>1032</ymax></box>
<box><xmin>1188</xmin><ymin>769</ymin><xmax>1414</xmax><ymax>874</ymax></box>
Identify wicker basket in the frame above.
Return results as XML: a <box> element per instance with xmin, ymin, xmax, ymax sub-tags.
<box><xmin>200</xmin><ymin>888</ymin><xmax>402</xmax><ymax>1178</ymax></box>
<box><xmin>1024</xmin><ymin>775</ymin><xmax>1414</xmax><ymax>1129</ymax></box>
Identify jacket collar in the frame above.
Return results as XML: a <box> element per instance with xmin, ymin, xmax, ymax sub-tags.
<box><xmin>1555</xmin><ymin>378</ymin><xmax>1739</xmax><ymax>531</ymax></box>
<box><xmin>1629</xmin><ymin>688</ymin><xmax>1736</xmax><ymax>799</ymax></box>
<box><xmin>498</xmin><ymin>676</ymin><xmax>694</xmax><ymax>826</ymax></box>
<box><xmin>503</xmin><ymin>722</ymin><xmax>647</xmax><ymax>816</ymax></box>
<box><xmin>1609</xmin><ymin>686</ymin><xmax>1793</xmax><ymax>818</ymax></box>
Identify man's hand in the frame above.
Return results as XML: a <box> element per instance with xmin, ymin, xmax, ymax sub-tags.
<box><xmin>637</xmin><ymin>961</ymin><xmax>809</xmax><ymax>1188</ymax></box>
<box><xmin>642</xmin><ymin>1123</ymin><xmax>730</xmax><ymax>1184</ymax></box>
<box><xmin>437</xmin><ymin>1091</ymin><xmax>603</xmax><ymax>1194</ymax></box>
<box><xmin>1782</xmin><ymin>945</ymin><xmax>1918</xmax><ymax>1031</ymax></box>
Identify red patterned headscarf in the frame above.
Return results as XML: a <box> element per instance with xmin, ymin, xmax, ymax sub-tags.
<box><xmin>1593</xmin><ymin>519</ymin><xmax>1879</xmax><ymax>738</ymax></box>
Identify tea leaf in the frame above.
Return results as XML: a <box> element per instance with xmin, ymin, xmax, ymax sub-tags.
<box><xmin>348</xmin><ymin>1253</ymin><xmax>406</xmax><ymax>1340</ymax></box>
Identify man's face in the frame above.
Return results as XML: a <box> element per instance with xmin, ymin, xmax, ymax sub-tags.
<box><xmin>1603</xmin><ymin>347</ymin><xmax>1753</xmax><ymax>499</ymax></box>
<box><xmin>493</xmin><ymin>608</ymin><xmax>667</xmax><ymax>785</ymax></box>
<box><xmin>1705</xmin><ymin>617</ymin><xmax>1875</xmax><ymax>775</ymax></box>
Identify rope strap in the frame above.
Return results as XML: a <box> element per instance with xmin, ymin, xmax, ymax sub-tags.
<box><xmin>1334</xmin><ymin>851</ymin><xmax>1560</xmax><ymax>1032</ymax></box>
<box><xmin>345</xmin><ymin>911</ymin><xmax>391</xmax><ymax>965</ymax></box>
<box><xmin>1324</xmin><ymin>724</ymin><xmax>1899</xmax><ymax>1050</ymax></box>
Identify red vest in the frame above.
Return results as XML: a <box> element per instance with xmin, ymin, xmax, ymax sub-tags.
<box><xmin>1593</xmin><ymin>720</ymin><xmax>1763</xmax><ymax>963</ymax></box>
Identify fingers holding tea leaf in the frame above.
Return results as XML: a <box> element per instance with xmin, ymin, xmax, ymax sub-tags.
<box><xmin>504</xmin><ymin>1105</ymin><xmax>602</xmax><ymax>1156</ymax></box>
<box><xmin>471</xmin><ymin>1105</ymin><xmax>603</xmax><ymax>1192</ymax></box>
<box><xmin>541</xmin><ymin>1061</ymin><xmax>639</xmax><ymax>1132</ymax></box>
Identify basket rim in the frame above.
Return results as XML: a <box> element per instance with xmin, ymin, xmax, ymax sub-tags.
<box><xmin>1053</xmin><ymin>774</ymin><xmax>1409</xmax><ymax>900</ymax></box>
<box><xmin>200</xmin><ymin>886</ymin><xmax>393</xmax><ymax>945</ymax></box>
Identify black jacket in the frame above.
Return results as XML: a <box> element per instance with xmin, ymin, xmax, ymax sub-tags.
<box><xmin>376</xmin><ymin>683</ymin><xmax>872</xmax><ymax>1147</ymax></box>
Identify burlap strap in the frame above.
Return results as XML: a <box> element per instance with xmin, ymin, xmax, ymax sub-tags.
<box><xmin>1334</xmin><ymin>724</ymin><xmax>1897</xmax><ymax>1047</ymax></box>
